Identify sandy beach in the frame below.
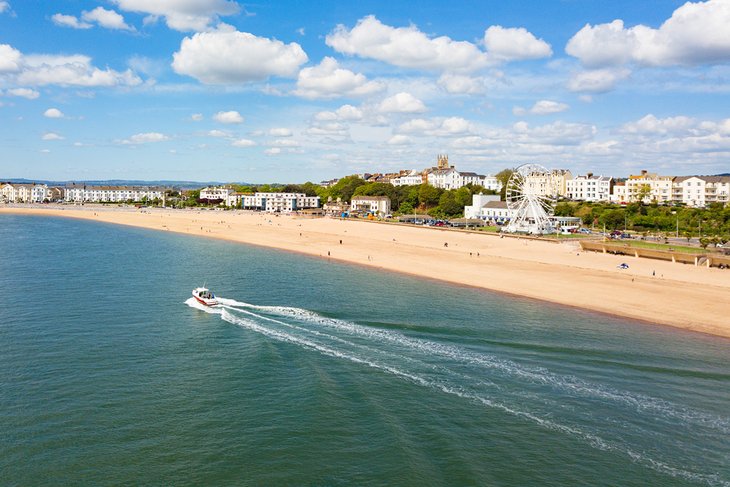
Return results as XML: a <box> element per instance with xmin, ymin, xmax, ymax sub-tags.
<box><xmin>3</xmin><ymin>205</ymin><xmax>729</xmax><ymax>338</ymax></box>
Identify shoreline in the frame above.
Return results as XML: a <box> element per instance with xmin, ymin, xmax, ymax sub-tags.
<box><xmin>4</xmin><ymin>205</ymin><xmax>729</xmax><ymax>339</ymax></box>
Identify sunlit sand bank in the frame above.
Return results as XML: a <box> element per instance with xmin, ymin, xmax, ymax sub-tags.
<box><xmin>4</xmin><ymin>205</ymin><xmax>729</xmax><ymax>338</ymax></box>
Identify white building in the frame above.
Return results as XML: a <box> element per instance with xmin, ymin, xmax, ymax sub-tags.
<box><xmin>200</xmin><ymin>186</ymin><xmax>234</xmax><ymax>202</ymax></box>
<box><xmin>464</xmin><ymin>194</ymin><xmax>501</xmax><ymax>219</ymax></box>
<box><xmin>625</xmin><ymin>170</ymin><xmax>673</xmax><ymax>204</ymax></box>
<box><xmin>672</xmin><ymin>176</ymin><xmax>730</xmax><ymax>207</ymax></box>
<box><xmin>242</xmin><ymin>192</ymin><xmax>320</xmax><ymax>213</ymax></box>
<box><xmin>0</xmin><ymin>183</ymin><xmax>49</xmax><ymax>203</ymax></box>
<box><xmin>481</xmin><ymin>176</ymin><xmax>502</xmax><ymax>192</ymax></box>
<box><xmin>427</xmin><ymin>167</ymin><xmax>463</xmax><ymax>190</ymax></box>
<box><xmin>350</xmin><ymin>195</ymin><xmax>391</xmax><ymax>216</ymax></box>
<box><xmin>64</xmin><ymin>184</ymin><xmax>165</xmax><ymax>203</ymax></box>
<box><xmin>391</xmin><ymin>170</ymin><xmax>424</xmax><ymax>187</ymax></box>
<box><xmin>566</xmin><ymin>174</ymin><xmax>613</xmax><ymax>202</ymax></box>
<box><xmin>525</xmin><ymin>169</ymin><xmax>572</xmax><ymax>198</ymax></box>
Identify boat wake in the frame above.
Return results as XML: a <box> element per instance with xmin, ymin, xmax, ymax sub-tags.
<box><xmin>185</xmin><ymin>296</ymin><xmax>729</xmax><ymax>486</ymax></box>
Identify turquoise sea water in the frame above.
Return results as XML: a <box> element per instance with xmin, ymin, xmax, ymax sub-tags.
<box><xmin>1</xmin><ymin>215</ymin><xmax>729</xmax><ymax>486</ymax></box>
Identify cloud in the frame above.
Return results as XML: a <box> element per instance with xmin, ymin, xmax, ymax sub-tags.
<box><xmin>271</xmin><ymin>138</ymin><xmax>300</xmax><ymax>147</ymax></box>
<box><xmin>567</xmin><ymin>68</ymin><xmax>630</xmax><ymax>93</ymax></box>
<box><xmin>566</xmin><ymin>0</ymin><xmax>730</xmax><ymax>67</ymax></box>
<box><xmin>123</xmin><ymin>132</ymin><xmax>169</xmax><ymax>144</ymax></box>
<box><xmin>326</xmin><ymin>15</ymin><xmax>490</xmax><ymax>72</ymax></box>
<box><xmin>396</xmin><ymin>116</ymin><xmax>472</xmax><ymax>137</ymax></box>
<box><xmin>6</xmin><ymin>87</ymin><xmax>39</xmax><ymax>99</ymax></box>
<box><xmin>264</xmin><ymin>147</ymin><xmax>281</xmax><ymax>155</ymax></box>
<box><xmin>387</xmin><ymin>135</ymin><xmax>411</xmax><ymax>145</ymax></box>
<box><xmin>618</xmin><ymin>114</ymin><xmax>698</xmax><ymax>135</ymax></box>
<box><xmin>515</xmin><ymin>100</ymin><xmax>569</xmax><ymax>116</ymax></box>
<box><xmin>190</xmin><ymin>113</ymin><xmax>203</xmax><ymax>121</ymax></box>
<box><xmin>42</xmin><ymin>132</ymin><xmax>64</xmax><ymax>140</ymax></box>
<box><xmin>0</xmin><ymin>44</ymin><xmax>22</xmax><ymax>72</ymax></box>
<box><xmin>213</xmin><ymin>110</ymin><xmax>243</xmax><ymax>124</ymax></box>
<box><xmin>377</xmin><ymin>92</ymin><xmax>427</xmax><ymax>113</ymax></box>
<box><xmin>231</xmin><ymin>138</ymin><xmax>256</xmax><ymax>147</ymax></box>
<box><xmin>51</xmin><ymin>13</ymin><xmax>92</xmax><ymax>29</ymax></box>
<box><xmin>437</xmin><ymin>73</ymin><xmax>487</xmax><ymax>94</ymax></box>
<box><xmin>0</xmin><ymin>47</ymin><xmax>142</xmax><ymax>87</ymax></box>
<box><xmin>44</xmin><ymin>108</ymin><xmax>64</xmax><ymax>118</ymax></box>
<box><xmin>269</xmin><ymin>127</ymin><xmax>292</xmax><ymax>137</ymax></box>
<box><xmin>207</xmin><ymin>129</ymin><xmax>230</xmax><ymax>137</ymax></box>
<box><xmin>483</xmin><ymin>26</ymin><xmax>552</xmax><ymax>62</ymax></box>
<box><xmin>314</xmin><ymin>104</ymin><xmax>364</xmax><ymax>123</ymax></box>
<box><xmin>172</xmin><ymin>29</ymin><xmax>307</xmax><ymax>84</ymax></box>
<box><xmin>82</xmin><ymin>7</ymin><xmax>135</xmax><ymax>31</ymax></box>
<box><xmin>0</xmin><ymin>2</ymin><xmax>10</xmax><ymax>14</ymax></box>
<box><xmin>112</xmin><ymin>0</ymin><xmax>240</xmax><ymax>32</ymax></box>
<box><xmin>294</xmin><ymin>56</ymin><xmax>384</xmax><ymax>99</ymax></box>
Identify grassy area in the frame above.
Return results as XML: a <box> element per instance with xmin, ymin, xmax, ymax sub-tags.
<box><xmin>614</xmin><ymin>239</ymin><xmax>707</xmax><ymax>254</ymax></box>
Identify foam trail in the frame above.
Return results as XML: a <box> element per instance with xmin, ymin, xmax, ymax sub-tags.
<box><xmin>187</xmin><ymin>298</ymin><xmax>730</xmax><ymax>486</ymax></box>
<box><xmin>218</xmin><ymin>298</ymin><xmax>730</xmax><ymax>434</ymax></box>
<box><xmin>216</xmin><ymin>304</ymin><xmax>728</xmax><ymax>487</ymax></box>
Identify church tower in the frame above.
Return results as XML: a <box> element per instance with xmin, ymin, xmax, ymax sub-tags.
<box><xmin>437</xmin><ymin>154</ymin><xmax>451</xmax><ymax>169</ymax></box>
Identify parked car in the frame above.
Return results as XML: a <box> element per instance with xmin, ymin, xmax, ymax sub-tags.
<box><xmin>617</xmin><ymin>263</ymin><xmax>630</xmax><ymax>269</ymax></box>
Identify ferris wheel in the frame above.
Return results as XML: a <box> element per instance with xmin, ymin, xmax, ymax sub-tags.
<box><xmin>504</xmin><ymin>163</ymin><xmax>557</xmax><ymax>234</ymax></box>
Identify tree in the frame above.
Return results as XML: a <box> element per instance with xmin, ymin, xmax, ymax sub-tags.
<box><xmin>418</xmin><ymin>183</ymin><xmax>442</xmax><ymax>207</ymax></box>
<box><xmin>495</xmin><ymin>168</ymin><xmax>514</xmax><ymax>201</ymax></box>
<box><xmin>454</xmin><ymin>187</ymin><xmax>472</xmax><ymax>208</ymax></box>
<box><xmin>438</xmin><ymin>191</ymin><xmax>462</xmax><ymax>217</ymax></box>
<box><xmin>635</xmin><ymin>184</ymin><xmax>651</xmax><ymax>203</ymax></box>
<box><xmin>328</xmin><ymin>176</ymin><xmax>366</xmax><ymax>202</ymax></box>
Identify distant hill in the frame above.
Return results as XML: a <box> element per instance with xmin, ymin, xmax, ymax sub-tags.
<box><xmin>0</xmin><ymin>178</ymin><xmax>254</xmax><ymax>189</ymax></box>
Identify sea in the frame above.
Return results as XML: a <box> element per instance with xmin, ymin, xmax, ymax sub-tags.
<box><xmin>1</xmin><ymin>214</ymin><xmax>728</xmax><ymax>486</ymax></box>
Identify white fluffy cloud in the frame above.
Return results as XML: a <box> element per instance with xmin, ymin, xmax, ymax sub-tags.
<box><xmin>566</xmin><ymin>0</ymin><xmax>730</xmax><ymax>67</ymax></box>
<box><xmin>377</xmin><ymin>92</ymin><xmax>427</xmax><ymax>114</ymax></box>
<box><xmin>213</xmin><ymin>110</ymin><xmax>243</xmax><ymax>124</ymax></box>
<box><xmin>314</xmin><ymin>104</ymin><xmax>364</xmax><ymax>123</ymax></box>
<box><xmin>483</xmin><ymin>26</ymin><xmax>552</xmax><ymax>62</ymax></box>
<box><xmin>396</xmin><ymin>117</ymin><xmax>472</xmax><ymax>137</ymax></box>
<box><xmin>0</xmin><ymin>46</ymin><xmax>142</xmax><ymax>87</ymax></box>
<box><xmin>437</xmin><ymin>73</ymin><xmax>487</xmax><ymax>95</ymax></box>
<box><xmin>326</xmin><ymin>16</ymin><xmax>550</xmax><ymax>72</ymax></box>
<box><xmin>172</xmin><ymin>29</ymin><xmax>307</xmax><ymax>84</ymax></box>
<box><xmin>52</xmin><ymin>13</ymin><xmax>92</xmax><ymax>29</ymax></box>
<box><xmin>618</xmin><ymin>114</ymin><xmax>698</xmax><ymax>136</ymax></box>
<box><xmin>326</xmin><ymin>15</ymin><xmax>490</xmax><ymax>72</ymax></box>
<box><xmin>269</xmin><ymin>128</ymin><xmax>292</xmax><ymax>137</ymax></box>
<box><xmin>514</xmin><ymin>100</ymin><xmax>569</xmax><ymax>116</ymax></box>
<box><xmin>207</xmin><ymin>129</ymin><xmax>230</xmax><ymax>137</ymax></box>
<box><xmin>0</xmin><ymin>44</ymin><xmax>22</xmax><ymax>72</ymax></box>
<box><xmin>567</xmin><ymin>68</ymin><xmax>630</xmax><ymax>93</ymax></box>
<box><xmin>6</xmin><ymin>87</ymin><xmax>39</xmax><ymax>99</ymax></box>
<box><xmin>294</xmin><ymin>57</ymin><xmax>384</xmax><ymax>99</ymax></box>
<box><xmin>0</xmin><ymin>2</ymin><xmax>10</xmax><ymax>14</ymax></box>
<box><xmin>42</xmin><ymin>132</ymin><xmax>64</xmax><ymax>140</ymax></box>
<box><xmin>112</xmin><ymin>0</ymin><xmax>240</xmax><ymax>31</ymax></box>
<box><xmin>123</xmin><ymin>132</ymin><xmax>169</xmax><ymax>144</ymax></box>
<box><xmin>231</xmin><ymin>138</ymin><xmax>256</xmax><ymax>147</ymax></box>
<box><xmin>387</xmin><ymin>135</ymin><xmax>412</xmax><ymax>145</ymax></box>
<box><xmin>82</xmin><ymin>7</ymin><xmax>135</xmax><ymax>31</ymax></box>
<box><xmin>44</xmin><ymin>108</ymin><xmax>64</xmax><ymax>118</ymax></box>
<box><xmin>264</xmin><ymin>147</ymin><xmax>281</xmax><ymax>155</ymax></box>
<box><xmin>190</xmin><ymin>113</ymin><xmax>203</xmax><ymax>121</ymax></box>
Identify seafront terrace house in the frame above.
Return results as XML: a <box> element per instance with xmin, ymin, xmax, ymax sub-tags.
<box><xmin>624</xmin><ymin>170</ymin><xmax>673</xmax><ymax>204</ymax></box>
<box><xmin>64</xmin><ymin>184</ymin><xmax>165</xmax><ymax>203</ymax></box>
<box><xmin>566</xmin><ymin>174</ymin><xmax>613</xmax><ymax>202</ymax></box>
<box><xmin>200</xmin><ymin>186</ymin><xmax>234</xmax><ymax>203</ymax></box>
<box><xmin>350</xmin><ymin>195</ymin><xmax>391</xmax><ymax>216</ymax></box>
<box><xmin>524</xmin><ymin>170</ymin><xmax>572</xmax><ymax>197</ymax></box>
<box><xmin>391</xmin><ymin>170</ymin><xmax>424</xmax><ymax>186</ymax></box>
<box><xmin>241</xmin><ymin>192</ymin><xmax>320</xmax><ymax>213</ymax></box>
<box><xmin>0</xmin><ymin>183</ymin><xmax>49</xmax><ymax>203</ymax></box>
<box><xmin>672</xmin><ymin>176</ymin><xmax>730</xmax><ymax>207</ymax></box>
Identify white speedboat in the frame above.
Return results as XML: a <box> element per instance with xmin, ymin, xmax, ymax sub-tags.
<box><xmin>192</xmin><ymin>287</ymin><xmax>218</xmax><ymax>306</ymax></box>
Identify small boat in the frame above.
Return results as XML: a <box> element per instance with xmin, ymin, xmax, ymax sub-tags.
<box><xmin>192</xmin><ymin>287</ymin><xmax>218</xmax><ymax>306</ymax></box>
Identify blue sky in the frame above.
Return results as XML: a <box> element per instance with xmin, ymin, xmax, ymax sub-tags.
<box><xmin>1</xmin><ymin>0</ymin><xmax>729</xmax><ymax>183</ymax></box>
